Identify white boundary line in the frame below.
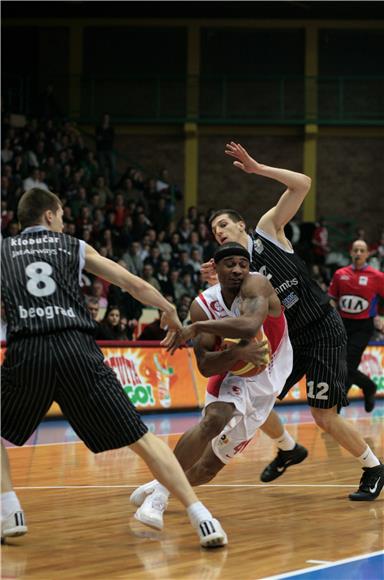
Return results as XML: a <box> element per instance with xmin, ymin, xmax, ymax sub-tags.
<box><xmin>261</xmin><ymin>550</ymin><xmax>384</xmax><ymax>579</ymax></box>
<box><xmin>14</xmin><ymin>483</ymin><xmax>356</xmax><ymax>490</ymax></box>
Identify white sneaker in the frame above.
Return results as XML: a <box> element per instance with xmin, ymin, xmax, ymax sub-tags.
<box><xmin>197</xmin><ymin>519</ymin><xmax>228</xmax><ymax>548</ymax></box>
<box><xmin>134</xmin><ymin>492</ymin><xmax>168</xmax><ymax>531</ymax></box>
<box><xmin>130</xmin><ymin>481</ymin><xmax>158</xmax><ymax>507</ymax></box>
<box><xmin>1</xmin><ymin>510</ymin><xmax>28</xmax><ymax>540</ymax></box>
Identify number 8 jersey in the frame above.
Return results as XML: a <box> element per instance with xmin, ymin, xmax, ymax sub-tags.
<box><xmin>1</xmin><ymin>226</ymin><xmax>96</xmax><ymax>339</ymax></box>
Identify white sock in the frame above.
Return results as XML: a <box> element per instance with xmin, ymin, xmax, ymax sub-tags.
<box><xmin>187</xmin><ymin>501</ymin><xmax>213</xmax><ymax>528</ymax></box>
<box><xmin>273</xmin><ymin>430</ymin><xmax>296</xmax><ymax>451</ymax></box>
<box><xmin>1</xmin><ymin>492</ymin><xmax>21</xmax><ymax>520</ymax></box>
<box><xmin>358</xmin><ymin>446</ymin><xmax>380</xmax><ymax>469</ymax></box>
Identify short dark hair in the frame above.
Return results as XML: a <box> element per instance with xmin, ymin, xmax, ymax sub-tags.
<box><xmin>17</xmin><ymin>188</ymin><xmax>61</xmax><ymax>229</ymax></box>
<box><xmin>208</xmin><ymin>209</ymin><xmax>246</xmax><ymax>229</ymax></box>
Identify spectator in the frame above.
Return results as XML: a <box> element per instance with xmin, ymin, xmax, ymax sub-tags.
<box><xmin>98</xmin><ymin>305</ymin><xmax>129</xmax><ymax>340</ymax></box>
<box><xmin>91</xmin><ymin>175</ymin><xmax>113</xmax><ymax>209</ymax></box>
<box><xmin>157</xmin><ymin>229</ymin><xmax>172</xmax><ymax>261</ymax></box>
<box><xmin>177</xmin><ymin>303</ymin><xmax>191</xmax><ymax>327</ymax></box>
<box><xmin>179</xmin><ymin>272</ymin><xmax>197</xmax><ymax>299</ymax></box>
<box><xmin>89</xmin><ymin>278</ymin><xmax>108</xmax><ymax>319</ymax></box>
<box><xmin>312</xmin><ymin>217</ymin><xmax>330</xmax><ymax>267</ymax></box>
<box><xmin>121</xmin><ymin>241</ymin><xmax>144</xmax><ymax>276</ymax></box>
<box><xmin>22</xmin><ymin>168</ymin><xmax>49</xmax><ymax>192</ymax></box>
<box><xmin>142</xmin><ymin>264</ymin><xmax>161</xmax><ymax>292</ymax></box>
<box><xmin>157</xmin><ymin>260</ymin><xmax>173</xmax><ymax>296</ymax></box>
<box><xmin>169</xmin><ymin>269</ymin><xmax>185</xmax><ymax>302</ymax></box>
<box><xmin>137</xmin><ymin>310</ymin><xmax>167</xmax><ymax>341</ymax></box>
<box><xmin>1</xmin><ymin>138</ymin><xmax>14</xmax><ymax>165</ymax></box>
<box><xmin>144</xmin><ymin>245</ymin><xmax>162</xmax><ymax>273</ymax></box>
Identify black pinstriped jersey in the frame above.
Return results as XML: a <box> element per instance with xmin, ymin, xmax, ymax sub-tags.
<box><xmin>1</xmin><ymin>228</ymin><xmax>96</xmax><ymax>339</ymax></box>
<box><xmin>249</xmin><ymin>229</ymin><xmax>332</xmax><ymax>338</ymax></box>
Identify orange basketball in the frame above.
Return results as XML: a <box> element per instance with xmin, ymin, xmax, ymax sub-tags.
<box><xmin>222</xmin><ymin>330</ymin><xmax>271</xmax><ymax>377</ymax></box>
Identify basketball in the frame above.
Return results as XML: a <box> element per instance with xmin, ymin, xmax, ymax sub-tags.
<box><xmin>222</xmin><ymin>330</ymin><xmax>271</xmax><ymax>377</ymax></box>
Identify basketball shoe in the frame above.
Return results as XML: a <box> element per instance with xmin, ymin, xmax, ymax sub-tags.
<box><xmin>349</xmin><ymin>464</ymin><xmax>384</xmax><ymax>501</ymax></box>
<box><xmin>134</xmin><ymin>491</ymin><xmax>168</xmax><ymax>530</ymax></box>
<box><xmin>197</xmin><ymin>519</ymin><xmax>228</xmax><ymax>548</ymax></box>
<box><xmin>1</xmin><ymin>510</ymin><xmax>28</xmax><ymax>540</ymax></box>
<box><xmin>130</xmin><ymin>481</ymin><xmax>157</xmax><ymax>507</ymax></box>
<box><xmin>260</xmin><ymin>443</ymin><xmax>308</xmax><ymax>482</ymax></box>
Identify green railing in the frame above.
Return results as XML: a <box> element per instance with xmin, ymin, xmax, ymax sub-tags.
<box><xmin>4</xmin><ymin>74</ymin><xmax>384</xmax><ymax>125</ymax></box>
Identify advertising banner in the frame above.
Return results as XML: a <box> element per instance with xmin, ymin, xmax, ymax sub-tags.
<box><xmin>1</xmin><ymin>342</ymin><xmax>382</xmax><ymax>417</ymax></box>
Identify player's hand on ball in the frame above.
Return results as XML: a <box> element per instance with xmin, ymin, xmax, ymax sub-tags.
<box><xmin>236</xmin><ymin>339</ymin><xmax>270</xmax><ymax>366</ymax></box>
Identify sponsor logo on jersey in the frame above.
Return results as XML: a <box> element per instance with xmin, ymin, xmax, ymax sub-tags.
<box><xmin>210</xmin><ymin>300</ymin><xmax>225</xmax><ymax>313</ymax></box>
<box><xmin>282</xmin><ymin>292</ymin><xmax>299</xmax><ymax>309</ymax></box>
<box><xmin>253</xmin><ymin>239</ymin><xmax>264</xmax><ymax>254</ymax></box>
<box><xmin>19</xmin><ymin>305</ymin><xmax>76</xmax><ymax>320</ymax></box>
<box><xmin>340</xmin><ymin>275</ymin><xmax>350</xmax><ymax>280</ymax></box>
<box><xmin>339</xmin><ymin>295</ymin><xmax>369</xmax><ymax>314</ymax></box>
<box><xmin>275</xmin><ymin>277</ymin><xmax>299</xmax><ymax>295</ymax></box>
<box><xmin>359</xmin><ymin>276</ymin><xmax>368</xmax><ymax>286</ymax></box>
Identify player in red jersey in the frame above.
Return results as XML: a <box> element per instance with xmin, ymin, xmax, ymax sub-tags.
<box><xmin>328</xmin><ymin>239</ymin><xmax>384</xmax><ymax>412</ymax></box>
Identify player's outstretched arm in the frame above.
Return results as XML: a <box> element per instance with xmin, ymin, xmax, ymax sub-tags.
<box><xmin>84</xmin><ymin>244</ymin><xmax>181</xmax><ymax>333</ymax></box>
<box><xmin>225</xmin><ymin>141</ymin><xmax>311</xmax><ymax>236</ymax></box>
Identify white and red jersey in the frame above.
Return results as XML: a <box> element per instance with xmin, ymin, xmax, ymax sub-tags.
<box><xmin>328</xmin><ymin>264</ymin><xmax>384</xmax><ymax>320</ymax></box>
<box><xmin>195</xmin><ymin>277</ymin><xmax>293</xmax><ymax>397</ymax></box>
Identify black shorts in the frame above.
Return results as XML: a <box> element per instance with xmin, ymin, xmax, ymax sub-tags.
<box><xmin>278</xmin><ymin>309</ymin><xmax>349</xmax><ymax>409</ymax></box>
<box><xmin>1</xmin><ymin>330</ymin><xmax>148</xmax><ymax>452</ymax></box>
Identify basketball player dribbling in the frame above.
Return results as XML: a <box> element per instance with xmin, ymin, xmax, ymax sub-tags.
<box><xmin>130</xmin><ymin>242</ymin><xmax>293</xmax><ymax>529</ymax></box>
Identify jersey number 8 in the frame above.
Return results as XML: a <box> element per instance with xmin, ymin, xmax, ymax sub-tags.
<box><xmin>26</xmin><ymin>261</ymin><xmax>57</xmax><ymax>297</ymax></box>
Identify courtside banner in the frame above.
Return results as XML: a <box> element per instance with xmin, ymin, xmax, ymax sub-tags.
<box><xmin>1</xmin><ymin>342</ymin><xmax>382</xmax><ymax>416</ymax></box>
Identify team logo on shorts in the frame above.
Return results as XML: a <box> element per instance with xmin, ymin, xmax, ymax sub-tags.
<box><xmin>218</xmin><ymin>434</ymin><xmax>230</xmax><ymax>446</ymax></box>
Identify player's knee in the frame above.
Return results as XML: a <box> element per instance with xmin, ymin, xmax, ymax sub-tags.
<box><xmin>199</xmin><ymin>412</ymin><xmax>228</xmax><ymax>440</ymax></box>
<box><xmin>311</xmin><ymin>407</ymin><xmax>334</xmax><ymax>431</ymax></box>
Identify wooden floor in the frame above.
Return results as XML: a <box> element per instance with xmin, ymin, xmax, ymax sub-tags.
<box><xmin>2</xmin><ymin>412</ymin><xmax>383</xmax><ymax>580</ymax></box>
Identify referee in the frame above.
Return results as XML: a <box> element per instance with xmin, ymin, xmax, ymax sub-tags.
<box><xmin>328</xmin><ymin>239</ymin><xmax>384</xmax><ymax>412</ymax></box>
<box><xmin>1</xmin><ymin>187</ymin><xmax>227</xmax><ymax>548</ymax></box>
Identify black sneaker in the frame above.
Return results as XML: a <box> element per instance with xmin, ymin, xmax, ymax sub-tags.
<box><xmin>260</xmin><ymin>443</ymin><xmax>308</xmax><ymax>482</ymax></box>
<box><xmin>349</xmin><ymin>464</ymin><xmax>384</xmax><ymax>501</ymax></box>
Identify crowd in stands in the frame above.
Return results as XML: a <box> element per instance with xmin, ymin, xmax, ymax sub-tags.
<box><xmin>1</xmin><ymin>113</ymin><xmax>383</xmax><ymax>341</ymax></box>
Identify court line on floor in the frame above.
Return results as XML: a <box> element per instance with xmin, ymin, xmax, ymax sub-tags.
<box><xmin>262</xmin><ymin>550</ymin><xmax>384</xmax><ymax>579</ymax></box>
<box><xmin>13</xmin><ymin>483</ymin><xmax>356</xmax><ymax>490</ymax></box>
